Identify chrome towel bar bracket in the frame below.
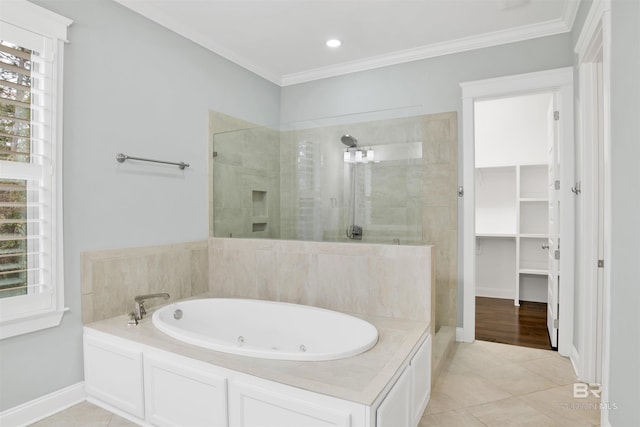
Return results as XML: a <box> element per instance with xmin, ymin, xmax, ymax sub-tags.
<box><xmin>116</xmin><ymin>153</ymin><xmax>190</xmax><ymax>170</ymax></box>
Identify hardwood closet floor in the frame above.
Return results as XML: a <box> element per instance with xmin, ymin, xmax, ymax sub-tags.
<box><xmin>475</xmin><ymin>297</ymin><xmax>553</xmax><ymax>350</ymax></box>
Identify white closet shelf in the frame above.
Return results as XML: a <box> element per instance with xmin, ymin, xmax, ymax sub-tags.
<box><xmin>520</xmin><ymin>233</ymin><xmax>547</xmax><ymax>239</ymax></box>
<box><xmin>476</xmin><ymin>233</ymin><xmax>516</xmax><ymax>238</ymax></box>
<box><xmin>520</xmin><ymin>198</ymin><xmax>548</xmax><ymax>202</ymax></box>
<box><xmin>476</xmin><ymin>162</ymin><xmax>550</xmax><ymax>306</ymax></box>
<box><xmin>519</xmin><ymin>268</ymin><xmax>548</xmax><ymax>276</ymax></box>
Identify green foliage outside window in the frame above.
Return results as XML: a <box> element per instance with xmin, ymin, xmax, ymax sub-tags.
<box><xmin>0</xmin><ymin>41</ymin><xmax>32</xmax><ymax>297</ymax></box>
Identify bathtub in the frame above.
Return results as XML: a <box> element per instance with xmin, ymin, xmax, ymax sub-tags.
<box><xmin>151</xmin><ymin>298</ymin><xmax>379</xmax><ymax>361</ymax></box>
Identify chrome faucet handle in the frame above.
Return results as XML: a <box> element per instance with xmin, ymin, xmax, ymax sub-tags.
<box><xmin>127</xmin><ymin>311</ymin><xmax>138</xmax><ymax>326</ymax></box>
<box><xmin>133</xmin><ymin>301</ymin><xmax>143</xmax><ymax>321</ymax></box>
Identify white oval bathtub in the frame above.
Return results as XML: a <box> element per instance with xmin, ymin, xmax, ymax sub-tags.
<box><xmin>151</xmin><ymin>298</ymin><xmax>378</xmax><ymax>361</ymax></box>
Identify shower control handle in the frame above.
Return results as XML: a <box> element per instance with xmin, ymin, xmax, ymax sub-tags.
<box><xmin>347</xmin><ymin>225</ymin><xmax>363</xmax><ymax>240</ymax></box>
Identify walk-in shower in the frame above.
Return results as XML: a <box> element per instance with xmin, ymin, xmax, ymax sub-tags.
<box><xmin>210</xmin><ymin>109</ymin><xmax>459</xmax><ymax>390</ymax></box>
<box><xmin>342</xmin><ymin>134</ymin><xmax>363</xmax><ymax>240</ymax></box>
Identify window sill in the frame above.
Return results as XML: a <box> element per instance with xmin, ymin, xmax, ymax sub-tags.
<box><xmin>0</xmin><ymin>308</ymin><xmax>69</xmax><ymax>340</ymax></box>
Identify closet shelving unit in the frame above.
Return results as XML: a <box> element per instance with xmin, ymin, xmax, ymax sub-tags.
<box><xmin>476</xmin><ymin>163</ymin><xmax>549</xmax><ymax>306</ymax></box>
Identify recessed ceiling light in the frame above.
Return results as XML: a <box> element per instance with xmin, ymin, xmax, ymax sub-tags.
<box><xmin>326</xmin><ymin>39</ymin><xmax>341</xmax><ymax>48</ymax></box>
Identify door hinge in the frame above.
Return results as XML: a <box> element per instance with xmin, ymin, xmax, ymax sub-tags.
<box><xmin>598</xmin><ymin>259</ymin><xmax>605</xmax><ymax>268</ymax></box>
<box><xmin>458</xmin><ymin>186</ymin><xmax>464</xmax><ymax>197</ymax></box>
<box><xmin>554</xmin><ymin>111</ymin><xmax>560</xmax><ymax>121</ymax></box>
<box><xmin>571</xmin><ymin>181</ymin><xmax>582</xmax><ymax>195</ymax></box>
<box><xmin>554</xmin><ymin>249</ymin><xmax>560</xmax><ymax>260</ymax></box>
<box><xmin>554</xmin><ymin>180</ymin><xmax>560</xmax><ymax>190</ymax></box>
<box><xmin>212</xmin><ymin>151</ymin><xmax>218</xmax><ymax>158</ymax></box>
<box><xmin>553</xmin><ymin>318</ymin><xmax>559</xmax><ymax>328</ymax></box>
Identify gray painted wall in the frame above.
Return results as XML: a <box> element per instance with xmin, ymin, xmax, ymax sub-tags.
<box><xmin>609</xmin><ymin>0</ymin><xmax>640</xmax><ymax>425</ymax></box>
<box><xmin>281</xmin><ymin>34</ymin><xmax>574</xmax><ymax>327</ymax></box>
<box><xmin>281</xmin><ymin>35</ymin><xmax>573</xmax><ymax>124</ymax></box>
<box><xmin>0</xmin><ymin>0</ymin><xmax>280</xmax><ymax>411</ymax></box>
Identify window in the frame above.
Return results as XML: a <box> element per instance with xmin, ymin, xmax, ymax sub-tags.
<box><xmin>0</xmin><ymin>1</ymin><xmax>71</xmax><ymax>339</ymax></box>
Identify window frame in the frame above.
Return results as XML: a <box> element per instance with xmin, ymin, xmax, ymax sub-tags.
<box><xmin>0</xmin><ymin>0</ymin><xmax>71</xmax><ymax>339</ymax></box>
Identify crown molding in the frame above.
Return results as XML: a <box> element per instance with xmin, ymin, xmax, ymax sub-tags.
<box><xmin>281</xmin><ymin>17</ymin><xmax>572</xmax><ymax>86</ymax></box>
<box><xmin>113</xmin><ymin>0</ymin><xmax>578</xmax><ymax>88</ymax></box>
<box><xmin>112</xmin><ymin>0</ymin><xmax>282</xmax><ymax>86</ymax></box>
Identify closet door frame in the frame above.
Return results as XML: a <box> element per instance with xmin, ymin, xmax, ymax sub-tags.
<box><xmin>460</xmin><ymin>67</ymin><xmax>575</xmax><ymax>357</ymax></box>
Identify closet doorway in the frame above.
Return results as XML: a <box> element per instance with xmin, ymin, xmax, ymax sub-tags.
<box><xmin>461</xmin><ymin>68</ymin><xmax>575</xmax><ymax>357</ymax></box>
<box><xmin>474</xmin><ymin>92</ymin><xmax>555</xmax><ymax>350</ymax></box>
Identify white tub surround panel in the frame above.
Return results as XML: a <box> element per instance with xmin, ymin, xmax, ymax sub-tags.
<box><xmin>83</xmin><ymin>238</ymin><xmax>433</xmax><ymax>425</ymax></box>
<box><xmin>85</xmin><ymin>308</ymin><xmax>427</xmax><ymax>406</ymax></box>
<box><xmin>84</xmin><ymin>312</ymin><xmax>430</xmax><ymax>427</ymax></box>
<box><xmin>208</xmin><ymin>238</ymin><xmax>433</xmax><ymax>322</ymax></box>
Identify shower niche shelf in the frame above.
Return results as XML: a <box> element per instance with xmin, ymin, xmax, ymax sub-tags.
<box><xmin>252</xmin><ymin>222</ymin><xmax>268</xmax><ymax>232</ymax></box>
<box><xmin>252</xmin><ymin>190</ymin><xmax>267</xmax><ymax>217</ymax></box>
<box><xmin>251</xmin><ymin>190</ymin><xmax>269</xmax><ymax>234</ymax></box>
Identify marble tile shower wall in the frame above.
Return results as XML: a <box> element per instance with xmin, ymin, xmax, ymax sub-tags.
<box><xmin>279</xmin><ymin>115</ymin><xmax>427</xmax><ymax>244</ymax></box>
<box><xmin>209</xmin><ymin>110</ymin><xmax>456</xmax><ymax>331</ymax></box>
<box><xmin>212</xmin><ymin>126</ymin><xmax>281</xmax><ymax>239</ymax></box>
<box><xmin>280</xmin><ymin>112</ymin><xmax>457</xmax><ymax>331</ymax></box>
<box><xmin>209</xmin><ymin>237</ymin><xmax>433</xmax><ymax>322</ymax></box>
<box><xmin>81</xmin><ymin>241</ymin><xmax>209</xmax><ymax>323</ymax></box>
<box><xmin>422</xmin><ymin>113</ymin><xmax>458</xmax><ymax>332</ymax></box>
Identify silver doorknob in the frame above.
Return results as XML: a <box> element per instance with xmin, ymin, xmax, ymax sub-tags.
<box><xmin>542</xmin><ymin>244</ymin><xmax>550</xmax><ymax>250</ymax></box>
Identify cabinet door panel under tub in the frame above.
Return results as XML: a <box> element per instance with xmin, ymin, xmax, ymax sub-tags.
<box><xmin>144</xmin><ymin>351</ymin><xmax>228</xmax><ymax>427</ymax></box>
<box><xmin>411</xmin><ymin>334</ymin><xmax>432</xmax><ymax>426</ymax></box>
<box><xmin>375</xmin><ymin>366</ymin><xmax>411</xmax><ymax>427</ymax></box>
<box><xmin>83</xmin><ymin>333</ymin><xmax>145</xmax><ymax>419</ymax></box>
<box><xmin>228</xmin><ymin>380</ymin><xmax>365</xmax><ymax>427</ymax></box>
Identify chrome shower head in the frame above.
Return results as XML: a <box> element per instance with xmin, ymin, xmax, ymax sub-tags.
<box><xmin>341</xmin><ymin>134</ymin><xmax>358</xmax><ymax>148</ymax></box>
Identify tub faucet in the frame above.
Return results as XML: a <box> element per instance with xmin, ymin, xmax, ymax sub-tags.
<box><xmin>128</xmin><ymin>293</ymin><xmax>170</xmax><ymax>325</ymax></box>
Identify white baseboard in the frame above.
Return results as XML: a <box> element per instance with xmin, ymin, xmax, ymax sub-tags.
<box><xmin>456</xmin><ymin>327</ymin><xmax>465</xmax><ymax>342</ymax></box>
<box><xmin>569</xmin><ymin>345</ymin><xmax>581</xmax><ymax>380</ymax></box>
<box><xmin>0</xmin><ymin>382</ymin><xmax>85</xmax><ymax>427</ymax></box>
<box><xmin>476</xmin><ymin>287</ymin><xmax>514</xmax><ymax>300</ymax></box>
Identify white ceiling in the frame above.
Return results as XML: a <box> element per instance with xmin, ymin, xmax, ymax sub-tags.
<box><xmin>113</xmin><ymin>0</ymin><xmax>581</xmax><ymax>86</ymax></box>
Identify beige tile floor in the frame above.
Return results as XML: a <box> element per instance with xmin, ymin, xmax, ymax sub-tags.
<box><xmin>419</xmin><ymin>340</ymin><xmax>601</xmax><ymax>427</ymax></box>
<box><xmin>31</xmin><ymin>341</ymin><xmax>601</xmax><ymax>427</ymax></box>
<box><xmin>29</xmin><ymin>402</ymin><xmax>135</xmax><ymax>427</ymax></box>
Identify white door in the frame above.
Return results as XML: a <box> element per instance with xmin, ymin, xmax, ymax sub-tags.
<box><xmin>547</xmin><ymin>100</ymin><xmax>560</xmax><ymax>348</ymax></box>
